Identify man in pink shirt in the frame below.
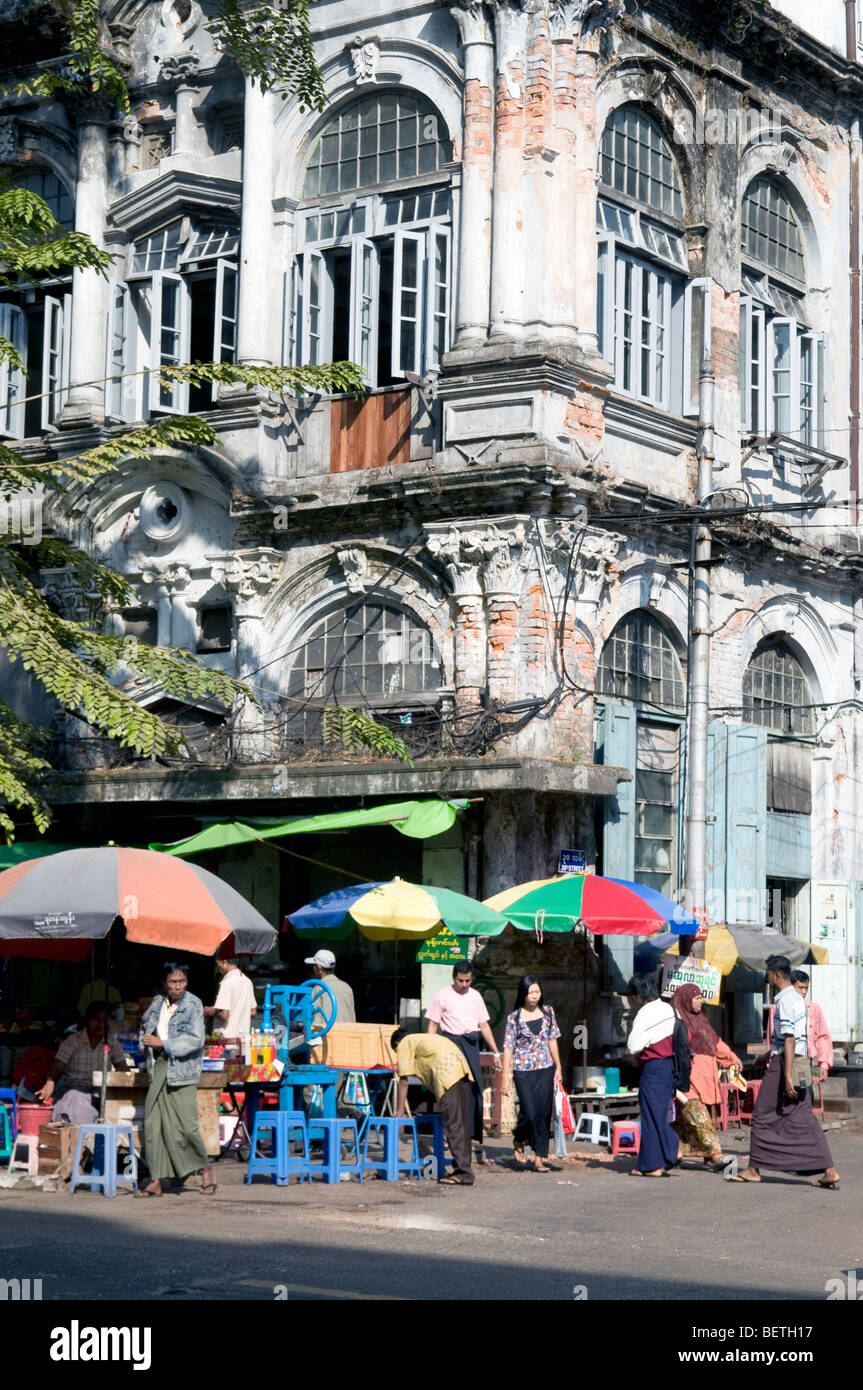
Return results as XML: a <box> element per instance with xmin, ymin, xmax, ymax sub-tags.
<box><xmin>426</xmin><ymin>962</ymin><xmax>501</xmax><ymax>1152</ymax></box>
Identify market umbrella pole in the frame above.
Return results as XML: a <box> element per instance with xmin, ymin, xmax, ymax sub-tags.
<box><xmin>99</xmin><ymin>930</ymin><xmax>111</xmax><ymax>1123</ymax></box>
<box><xmin>582</xmin><ymin>928</ymin><xmax>588</xmax><ymax>1092</ymax></box>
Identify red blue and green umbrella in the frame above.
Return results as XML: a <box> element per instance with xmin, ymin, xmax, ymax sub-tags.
<box><xmin>484</xmin><ymin>874</ymin><xmax>698</xmax><ymax>937</ymax></box>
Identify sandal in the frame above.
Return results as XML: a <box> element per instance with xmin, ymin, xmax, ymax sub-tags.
<box><xmin>811</xmin><ymin>1176</ymin><xmax>840</xmax><ymax>1190</ymax></box>
<box><xmin>200</xmin><ymin>1182</ymin><xmax>217</xmax><ymax>1195</ymax></box>
<box><xmin>134</xmin><ymin>1186</ymin><xmax>162</xmax><ymax>1198</ymax></box>
<box><xmin>439</xmin><ymin>1175</ymin><xmax>471</xmax><ymax>1186</ymax></box>
<box><xmin>629</xmin><ymin>1169</ymin><xmax>667</xmax><ymax>1178</ymax></box>
<box><xmin>533</xmin><ymin>1162</ymin><xmax>552</xmax><ymax>1173</ymax></box>
<box><xmin>513</xmin><ymin>1142</ymin><xmax>527</xmax><ymax>1167</ymax></box>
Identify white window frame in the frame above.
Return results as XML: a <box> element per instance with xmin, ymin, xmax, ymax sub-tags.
<box><xmin>149</xmin><ymin>270</ymin><xmax>191</xmax><ymax>415</ymax></box>
<box><xmin>212</xmin><ymin>259</ymin><xmax>238</xmax><ymax>403</ymax></box>
<box><xmin>739</xmin><ymin>294</ymin><xmax>766</xmax><ymax>435</ymax></box>
<box><xmin>682</xmin><ymin>277</ymin><xmax>711</xmax><ymax>417</ymax></box>
<box><xmin>0</xmin><ymin>303</ymin><xmax>28</xmax><ymax>440</ymax></box>
<box><xmin>392</xmin><ymin>228</ymin><xmax>425</xmax><ymax>380</ymax></box>
<box><xmin>40</xmin><ymin>293</ymin><xmax>71</xmax><ymax>429</ymax></box>
<box><xmin>106</xmin><ymin>284</ymin><xmax>136</xmax><ymax>422</ymax></box>
<box><xmin>612</xmin><ymin>252</ymin><xmax>674</xmax><ymax>411</ymax></box>
<box><xmin>350</xmin><ymin>239</ymin><xmax>378</xmax><ymax>384</ymax></box>
<box><xmin>426</xmin><ymin>226</ymin><xmax>451</xmax><ymax>370</ymax></box>
<box><xmin>301</xmin><ymin>248</ymin><xmax>329</xmax><ymax>367</ymax></box>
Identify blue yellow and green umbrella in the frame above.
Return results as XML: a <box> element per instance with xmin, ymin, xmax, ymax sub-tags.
<box><xmin>285</xmin><ymin>877</ymin><xmax>509</xmax><ymax>942</ymax></box>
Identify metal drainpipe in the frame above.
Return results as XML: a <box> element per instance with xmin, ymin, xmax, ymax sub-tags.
<box><xmin>847</xmin><ymin>4</ymin><xmax>861</xmax><ymax>524</ymax></box>
<box><xmin>684</xmin><ymin>357</ymin><xmax>715</xmax><ymax>960</ymax></box>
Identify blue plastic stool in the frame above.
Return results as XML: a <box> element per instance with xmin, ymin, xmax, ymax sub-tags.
<box><xmin>246</xmin><ymin>1110</ymin><xmax>311</xmax><ymax>1186</ymax></box>
<box><xmin>0</xmin><ymin>1089</ymin><xmax>18</xmax><ymax>1143</ymax></box>
<box><xmin>0</xmin><ymin>1105</ymin><xmax>12</xmax><ymax>1162</ymax></box>
<box><xmin>307</xmin><ymin>1118</ymin><xmax>362</xmax><ymax>1183</ymax></box>
<box><xmin>361</xmin><ymin>1117</ymin><xmax>421</xmax><ymax>1181</ymax></box>
<box><xmin>412</xmin><ymin>1112</ymin><xmax>449</xmax><ymax>1179</ymax></box>
<box><xmin>70</xmin><ymin>1123</ymin><xmax>138</xmax><ymax>1197</ymax></box>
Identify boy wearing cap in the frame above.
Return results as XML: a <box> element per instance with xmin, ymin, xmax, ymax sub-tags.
<box><xmin>306</xmin><ymin>949</ymin><xmax>356</xmax><ymax>1024</ymax></box>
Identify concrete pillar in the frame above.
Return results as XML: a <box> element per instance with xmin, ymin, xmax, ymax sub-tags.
<box><xmin>489</xmin><ymin>3</ymin><xmax>526</xmax><ymax>339</ymax></box>
<box><xmin>449</xmin><ymin>4</ymin><xmax>494</xmax><ymax>345</ymax></box>
<box><xmin>237</xmin><ymin>81</ymin><xmax>275</xmax><ymax>366</ymax></box>
<box><xmin>548</xmin><ymin>30</ymin><xmax>579</xmax><ymax>341</ymax></box>
<box><xmin>60</xmin><ymin>117</ymin><xmax>111</xmax><ymax>425</ymax></box>
<box><xmin>453</xmin><ymin>588</ymin><xmax>487</xmax><ymax>712</ymax></box>
<box><xmin>573</xmin><ymin>36</ymin><xmax>601</xmax><ymax>355</ymax></box>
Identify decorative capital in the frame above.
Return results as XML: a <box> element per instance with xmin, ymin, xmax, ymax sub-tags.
<box><xmin>426</xmin><ymin>518</ymin><xmax>531</xmax><ymax>603</ymax></box>
<box><xmin>444</xmin><ymin>0</ymin><xmax>493</xmax><ymax>47</ymax></box>
<box><xmin>539</xmin><ymin>521</ymin><xmax>620</xmax><ymax>606</ymax></box>
<box><xmin>349</xmin><ymin>34</ymin><xmax>381</xmax><ymax>85</ymax></box>
<box><xmin>160</xmin><ymin>48</ymin><xmax>200</xmax><ymax>85</ymax></box>
<box><xmin>207</xmin><ymin>548</ymin><xmax>283</xmax><ymax>598</ymax></box>
<box><xmin>335</xmin><ymin>547</ymin><xmax>370</xmax><ymax>594</ymax></box>
<box><xmin>547</xmin><ymin>0</ymin><xmax>625</xmax><ymax>41</ymax></box>
<box><xmin>41</xmin><ymin>568</ymin><xmax>105</xmax><ymax>628</ymax></box>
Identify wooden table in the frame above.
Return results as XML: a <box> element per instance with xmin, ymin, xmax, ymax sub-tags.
<box><xmin>95</xmin><ymin>1069</ymin><xmax>222</xmax><ymax>1157</ymax></box>
<box><xmin>568</xmin><ymin>1090</ymin><xmax>641</xmax><ymax>1123</ymax></box>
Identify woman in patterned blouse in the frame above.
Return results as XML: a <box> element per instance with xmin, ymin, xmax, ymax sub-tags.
<box><xmin>502</xmin><ymin>975</ymin><xmax>562</xmax><ymax>1172</ymax></box>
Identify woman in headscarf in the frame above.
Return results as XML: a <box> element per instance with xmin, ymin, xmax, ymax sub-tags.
<box><xmin>672</xmin><ymin>983</ymin><xmax>741</xmax><ymax>1167</ymax></box>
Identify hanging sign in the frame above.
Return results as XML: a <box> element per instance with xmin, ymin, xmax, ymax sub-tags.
<box><xmin>416</xmin><ymin>926</ymin><xmax>470</xmax><ymax>964</ymax></box>
<box><xmin>694</xmin><ymin>907</ymin><xmax>710</xmax><ymax>942</ymax></box>
<box><xmin>558</xmin><ymin>850</ymin><xmax>586</xmax><ymax>875</ymax></box>
<box><xmin>662</xmin><ymin>956</ymin><xmax>722</xmax><ymax>1006</ymax></box>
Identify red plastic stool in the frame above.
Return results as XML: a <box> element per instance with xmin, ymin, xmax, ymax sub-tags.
<box><xmin>718</xmin><ymin>1083</ymin><xmax>742</xmax><ymax>1130</ymax></box>
<box><xmin>611</xmin><ymin>1121</ymin><xmax>641</xmax><ymax>1156</ymax></box>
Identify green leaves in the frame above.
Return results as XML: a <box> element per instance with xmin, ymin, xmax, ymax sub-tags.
<box><xmin>208</xmin><ymin>0</ymin><xmax>327</xmax><ymax>108</ymax></box>
<box><xmin>322</xmin><ymin>708</ymin><xmax>414</xmax><ymax>767</ymax></box>
<box><xmin>0</xmin><ymin>185</ymin><xmax>115</xmax><ymax>290</ymax></box>
<box><xmin>156</xmin><ymin>359</ymin><xmax>367</xmax><ymax>399</ymax></box>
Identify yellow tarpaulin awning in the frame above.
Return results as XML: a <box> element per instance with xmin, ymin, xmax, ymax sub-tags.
<box><xmin>667</xmin><ymin>923</ymin><xmax>829</xmax><ymax>977</ymax></box>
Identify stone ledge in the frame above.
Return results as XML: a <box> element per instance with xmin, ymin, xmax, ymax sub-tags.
<box><xmin>44</xmin><ymin>756</ymin><xmax>630</xmax><ymax>805</ymax></box>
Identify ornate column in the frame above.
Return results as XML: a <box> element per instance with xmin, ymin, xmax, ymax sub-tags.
<box><xmin>425</xmin><ymin>524</ymin><xmax>487</xmax><ymax>714</ymax></box>
<box><xmin>447</xmin><ymin>1</ymin><xmax>494</xmax><ymax>345</ymax></box>
<box><xmin>237</xmin><ymin>81</ymin><xmax>276</xmax><ymax>367</ymax></box>
<box><xmin>476</xmin><ymin>519</ymin><xmax>531</xmax><ymax>705</ymax></box>
<box><xmin>60</xmin><ymin>103</ymin><xmax>113</xmax><ymax>426</ymax></box>
<box><xmin>208</xmin><ymin>549</ymin><xmax>284</xmax><ymax>759</ymax></box>
<box><xmin>489</xmin><ymin>1</ymin><xmax>527</xmax><ymax>339</ymax></box>
<box><xmin>161</xmin><ymin>49</ymin><xmax>202</xmax><ymax>156</ymax></box>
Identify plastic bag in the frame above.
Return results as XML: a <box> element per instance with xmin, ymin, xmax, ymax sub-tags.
<box><xmin>553</xmin><ymin>1107</ymin><xmax>568</xmax><ymax>1158</ymax></box>
<box><xmin>307</xmin><ymin>1085</ymin><xmax>325</xmax><ymax>1119</ymax></box>
<box><xmin>553</xmin><ymin>1078</ymin><xmax>576</xmax><ymax>1134</ymax></box>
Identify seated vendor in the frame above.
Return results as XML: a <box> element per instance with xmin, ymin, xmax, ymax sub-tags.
<box><xmin>36</xmin><ymin>1003</ymin><xmax>128</xmax><ymax>1126</ymax></box>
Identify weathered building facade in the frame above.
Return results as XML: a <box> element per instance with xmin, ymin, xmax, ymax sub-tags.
<box><xmin>3</xmin><ymin>0</ymin><xmax>863</xmax><ymax>1057</ymax></box>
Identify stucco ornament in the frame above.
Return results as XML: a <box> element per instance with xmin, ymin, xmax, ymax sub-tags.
<box><xmin>539</xmin><ymin>521</ymin><xmax>619</xmax><ymax>605</ymax></box>
<box><xmin>41</xmin><ymin>568</ymin><xmax>105</xmax><ymax>627</ymax></box>
<box><xmin>350</xmin><ymin>35</ymin><xmax>380</xmax><ymax>85</ymax></box>
<box><xmin>160</xmin><ymin>0</ymin><xmax>202</xmax><ymax>41</ymax></box>
<box><xmin>546</xmin><ymin>0</ymin><xmax>626</xmax><ymax>38</ymax></box>
<box><xmin>335</xmin><ymin>547</ymin><xmax>370</xmax><ymax>593</ymax></box>
<box><xmin>160</xmin><ymin>48</ymin><xmax>200</xmax><ymax>84</ymax></box>
<box><xmin>0</xmin><ymin>117</ymin><xmax>18</xmax><ymax>160</ymax></box>
<box><xmin>208</xmin><ymin>550</ymin><xmax>283</xmax><ymax>598</ymax></box>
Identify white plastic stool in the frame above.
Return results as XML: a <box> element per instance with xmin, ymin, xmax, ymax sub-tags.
<box><xmin>9</xmin><ymin>1134</ymin><xmax>39</xmax><ymax>1174</ymax></box>
<box><xmin>573</xmin><ymin>1112</ymin><xmax>611</xmax><ymax>1147</ymax></box>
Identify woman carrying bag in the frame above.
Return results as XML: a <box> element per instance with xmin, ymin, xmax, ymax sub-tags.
<box><xmin>672</xmin><ymin>983</ymin><xmax>741</xmax><ymax>1168</ymax></box>
<box><xmin>501</xmin><ymin>975</ymin><xmax>562</xmax><ymax>1173</ymax></box>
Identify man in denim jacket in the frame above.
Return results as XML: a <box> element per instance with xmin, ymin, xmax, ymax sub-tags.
<box><xmin>138</xmin><ymin>964</ymin><xmax>214</xmax><ymax>1196</ymax></box>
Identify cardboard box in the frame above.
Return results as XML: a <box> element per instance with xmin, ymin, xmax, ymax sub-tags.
<box><xmin>37</xmin><ymin>1124</ymin><xmax>79</xmax><ymax>1177</ymax></box>
<box><xmin>317</xmin><ymin>1023</ymin><xmax>397</xmax><ymax>1071</ymax></box>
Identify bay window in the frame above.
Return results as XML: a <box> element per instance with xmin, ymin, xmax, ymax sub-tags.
<box><xmin>107</xmin><ymin>218</ymin><xmax>238</xmax><ymax>420</ymax></box>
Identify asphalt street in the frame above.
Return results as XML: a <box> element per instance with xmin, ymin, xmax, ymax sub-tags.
<box><xmin>1</xmin><ymin>1124</ymin><xmax>861</xmax><ymax>1303</ymax></box>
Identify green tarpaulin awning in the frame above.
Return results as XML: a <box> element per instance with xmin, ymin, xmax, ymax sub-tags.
<box><xmin>148</xmin><ymin>798</ymin><xmax>468</xmax><ymax>858</ymax></box>
<box><xmin>0</xmin><ymin>841</ymin><xmax>81</xmax><ymax>870</ymax></box>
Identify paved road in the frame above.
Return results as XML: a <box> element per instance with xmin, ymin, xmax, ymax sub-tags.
<box><xmin>1</xmin><ymin>1126</ymin><xmax>860</xmax><ymax>1302</ymax></box>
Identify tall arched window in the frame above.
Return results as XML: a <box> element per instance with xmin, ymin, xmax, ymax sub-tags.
<box><xmin>742</xmin><ymin>640</ymin><xmax>814</xmax><ymax>735</ymax></box>
<box><xmin>294</xmin><ymin>91</ymin><xmax>453</xmax><ymax>386</ymax></box>
<box><xmin>598</xmin><ymin>611</ymin><xmax>685</xmax><ymax>897</ymax></box>
<box><xmin>285</xmin><ymin>601</ymin><xmax>444</xmax><ymax>749</ymax></box>
<box><xmin>596</xmin><ymin>106</ymin><xmax>704</xmax><ymax>415</ymax></box>
<box><xmin>739</xmin><ymin>176</ymin><xmax>824</xmax><ymax>445</ymax></box>
<box><xmin>597</xmin><ymin>611</ymin><xmax>685</xmax><ymax>710</ymax></box>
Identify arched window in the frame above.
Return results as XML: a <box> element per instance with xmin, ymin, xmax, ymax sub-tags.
<box><xmin>742</xmin><ymin>640</ymin><xmax>814</xmax><ymax>735</ymax></box>
<box><xmin>597</xmin><ymin>611</ymin><xmax>685</xmax><ymax>710</ymax></box>
<box><xmin>596</xmin><ymin>105</ymin><xmax>702</xmax><ymax>414</ymax></box>
<box><xmin>739</xmin><ymin>176</ymin><xmax>823</xmax><ymax>445</ymax></box>
<box><xmin>288</xmin><ymin>602</ymin><xmax>442</xmax><ymax>703</ymax></box>
<box><xmin>12</xmin><ymin>166</ymin><xmax>74</xmax><ymax>228</ymax></box>
<box><xmin>294</xmin><ymin>91</ymin><xmax>453</xmax><ymax>387</ymax></box>
<box><xmin>303</xmin><ymin>91</ymin><xmax>452</xmax><ymax>198</ymax></box>
<box><xmin>599</xmin><ymin>106</ymin><xmax>682</xmax><ymax>219</ymax></box>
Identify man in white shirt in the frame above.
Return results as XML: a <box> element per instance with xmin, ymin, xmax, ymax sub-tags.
<box><xmin>204</xmin><ymin>959</ymin><xmax>257</xmax><ymax>1036</ymax></box>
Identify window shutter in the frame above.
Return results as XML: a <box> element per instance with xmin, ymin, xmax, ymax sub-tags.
<box><xmin>212</xmin><ymin>259</ymin><xmax>238</xmax><ymax>403</ymax></box>
<box><xmin>596</xmin><ymin>234</ymin><xmax>612</xmax><ymax>360</ymax></box>
<box><xmin>392</xmin><ymin>229</ymin><xmax>425</xmax><ymax>378</ymax></box>
<box><xmin>767</xmin><ymin>316</ymin><xmax>795</xmax><ymax>436</ymax></box>
<box><xmin>816</xmin><ymin>331</ymin><xmax>828</xmax><ymax>451</ymax></box>
<box><xmin>301</xmin><ymin>249</ymin><xmax>328</xmax><ymax>367</ymax></box>
<box><xmin>725</xmin><ymin>724</ymin><xmax>767</xmax><ymax>924</ymax></box>
<box><xmin>598</xmin><ymin>701</ymin><xmax>637</xmax><ymax>982</ymax></box>
<box><xmin>40</xmin><ymin>295</ymin><xmax>64</xmax><ymax>429</ymax></box>
<box><xmin>0</xmin><ymin>303</ymin><xmax>27</xmax><ymax>439</ymax></box>
<box><xmin>683</xmin><ymin>277</ymin><xmax>711</xmax><ymax>417</ymax></box>
<box><xmin>350</xmin><ymin>238</ymin><xmax>379</xmax><ymax>386</ymax></box>
<box><xmin>149</xmin><ymin>271</ymin><xmax>190</xmax><ymax>414</ymax></box>
<box><xmin>705</xmin><ymin>723</ymin><xmax>728</xmax><ymax>923</ymax></box>
<box><xmin>106</xmin><ymin>284</ymin><xmax>131</xmax><ymax>420</ymax></box>
<box><xmin>425</xmin><ymin>226</ymin><xmax>450</xmax><ymax>371</ymax></box>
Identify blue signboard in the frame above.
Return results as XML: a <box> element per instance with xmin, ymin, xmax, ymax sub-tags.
<box><xmin>558</xmin><ymin>849</ymin><xmax>586</xmax><ymax>875</ymax></box>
